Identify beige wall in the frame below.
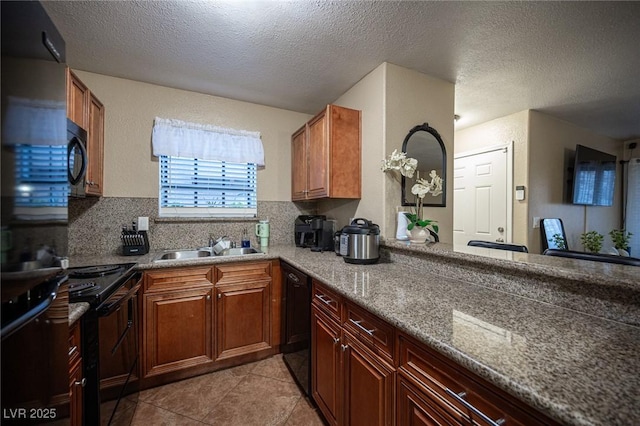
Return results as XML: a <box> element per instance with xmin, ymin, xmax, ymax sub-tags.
<box><xmin>454</xmin><ymin>110</ymin><xmax>530</xmax><ymax>246</ymax></box>
<box><xmin>384</xmin><ymin>63</ymin><xmax>454</xmax><ymax>243</ymax></box>
<box><xmin>318</xmin><ymin>63</ymin><xmax>455</xmax><ymax>241</ymax></box>
<box><xmin>74</xmin><ymin>71</ymin><xmax>310</xmax><ymax>201</ymax></box>
<box><xmin>528</xmin><ymin>110</ymin><xmax>622</xmax><ymax>253</ymax></box>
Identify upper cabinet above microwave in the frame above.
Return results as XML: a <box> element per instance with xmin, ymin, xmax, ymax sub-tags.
<box><xmin>66</xmin><ymin>69</ymin><xmax>104</xmax><ymax>197</ymax></box>
<box><xmin>292</xmin><ymin>105</ymin><xmax>361</xmax><ymax>201</ymax></box>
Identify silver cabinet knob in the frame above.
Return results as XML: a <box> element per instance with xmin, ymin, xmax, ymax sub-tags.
<box><xmin>333</xmin><ymin>337</ymin><xmax>340</xmax><ymax>344</ymax></box>
<box><xmin>75</xmin><ymin>378</ymin><xmax>86</xmax><ymax>387</ymax></box>
<box><xmin>498</xmin><ymin>227</ymin><xmax>504</xmax><ymax>233</ymax></box>
<box><xmin>496</xmin><ymin>238</ymin><xmax>505</xmax><ymax>242</ymax></box>
<box><xmin>206</xmin><ymin>294</ymin><xmax>211</xmax><ymax>300</ymax></box>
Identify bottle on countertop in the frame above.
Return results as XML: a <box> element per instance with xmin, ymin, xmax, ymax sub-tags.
<box><xmin>241</xmin><ymin>228</ymin><xmax>250</xmax><ymax>248</ymax></box>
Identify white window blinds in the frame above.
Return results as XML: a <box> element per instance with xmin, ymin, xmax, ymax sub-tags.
<box><xmin>152</xmin><ymin>118</ymin><xmax>263</xmax><ymax>218</ymax></box>
<box><xmin>159</xmin><ymin>156</ymin><xmax>257</xmax><ymax>218</ymax></box>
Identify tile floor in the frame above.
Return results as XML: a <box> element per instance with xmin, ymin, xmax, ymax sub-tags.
<box><xmin>107</xmin><ymin>355</ymin><xmax>324</xmax><ymax>426</ymax></box>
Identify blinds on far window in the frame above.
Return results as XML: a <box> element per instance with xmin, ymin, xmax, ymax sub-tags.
<box><xmin>159</xmin><ymin>156</ymin><xmax>257</xmax><ymax>218</ymax></box>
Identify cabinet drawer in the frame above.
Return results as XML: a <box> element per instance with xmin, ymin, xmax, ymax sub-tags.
<box><xmin>399</xmin><ymin>333</ymin><xmax>557</xmax><ymax>426</ymax></box>
<box><xmin>144</xmin><ymin>267</ymin><xmax>213</xmax><ymax>292</ymax></box>
<box><xmin>343</xmin><ymin>301</ymin><xmax>395</xmax><ymax>364</ymax></box>
<box><xmin>215</xmin><ymin>261</ymin><xmax>271</xmax><ymax>285</ymax></box>
<box><xmin>312</xmin><ymin>280</ymin><xmax>341</xmax><ymax>322</ymax></box>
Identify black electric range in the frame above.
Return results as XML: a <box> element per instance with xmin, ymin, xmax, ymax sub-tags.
<box><xmin>68</xmin><ymin>262</ymin><xmax>140</xmax><ymax>425</ymax></box>
<box><xmin>68</xmin><ymin>263</ymin><xmax>137</xmax><ymax>306</ymax></box>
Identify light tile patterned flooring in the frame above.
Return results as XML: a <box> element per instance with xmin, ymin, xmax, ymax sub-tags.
<box><xmin>109</xmin><ymin>355</ymin><xmax>324</xmax><ymax>425</ymax></box>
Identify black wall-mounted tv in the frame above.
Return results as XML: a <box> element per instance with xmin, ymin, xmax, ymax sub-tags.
<box><xmin>570</xmin><ymin>144</ymin><xmax>616</xmax><ymax>206</ymax></box>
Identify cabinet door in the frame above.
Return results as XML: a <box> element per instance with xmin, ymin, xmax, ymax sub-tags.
<box><xmin>215</xmin><ymin>279</ymin><xmax>271</xmax><ymax>360</ymax></box>
<box><xmin>69</xmin><ymin>358</ymin><xmax>84</xmax><ymax>426</ymax></box>
<box><xmin>291</xmin><ymin>126</ymin><xmax>308</xmax><ymax>200</ymax></box>
<box><xmin>311</xmin><ymin>305</ymin><xmax>342</xmax><ymax>426</ymax></box>
<box><xmin>397</xmin><ymin>374</ymin><xmax>464</xmax><ymax>426</ymax></box>
<box><xmin>307</xmin><ymin>109</ymin><xmax>329</xmax><ymax>198</ymax></box>
<box><xmin>86</xmin><ymin>93</ymin><xmax>104</xmax><ymax>196</ymax></box>
<box><xmin>66</xmin><ymin>68</ymin><xmax>89</xmax><ymax>128</ymax></box>
<box><xmin>143</xmin><ymin>287</ymin><xmax>213</xmax><ymax>377</ymax></box>
<box><xmin>341</xmin><ymin>332</ymin><xmax>395</xmax><ymax>426</ymax></box>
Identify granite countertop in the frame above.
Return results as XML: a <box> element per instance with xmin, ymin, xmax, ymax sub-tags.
<box><xmin>69</xmin><ymin>302</ymin><xmax>90</xmax><ymax>325</ymax></box>
<box><xmin>70</xmin><ymin>245</ymin><xmax>640</xmax><ymax>426</ymax></box>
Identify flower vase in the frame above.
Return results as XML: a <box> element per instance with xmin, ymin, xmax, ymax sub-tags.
<box><xmin>408</xmin><ymin>227</ymin><xmax>431</xmax><ymax>244</ymax></box>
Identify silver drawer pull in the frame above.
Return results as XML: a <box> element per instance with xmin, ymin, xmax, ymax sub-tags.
<box><xmin>75</xmin><ymin>378</ymin><xmax>86</xmax><ymax>387</ymax></box>
<box><xmin>315</xmin><ymin>294</ymin><xmax>332</xmax><ymax>305</ymax></box>
<box><xmin>349</xmin><ymin>319</ymin><xmax>375</xmax><ymax>336</ymax></box>
<box><xmin>445</xmin><ymin>388</ymin><xmax>505</xmax><ymax>426</ymax></box>
<box><xmin>333</xmin><ymin>337</ymin><xmax>340</xmax><ymax>344</ymax></box>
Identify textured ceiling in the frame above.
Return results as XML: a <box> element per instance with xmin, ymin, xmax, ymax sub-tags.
<box><xmin>42</xmin><ymin>1</ymin><xmax>640</xmax><ymax>140</ymax></box>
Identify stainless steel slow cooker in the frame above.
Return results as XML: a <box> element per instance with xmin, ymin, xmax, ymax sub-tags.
<box><xmin>339</xmin><ymin>218</ymin><xmax>380</xmax><ymax>264</ymax></box>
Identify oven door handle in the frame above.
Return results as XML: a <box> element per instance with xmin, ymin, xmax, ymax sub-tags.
<box><xmin>112</xmin><ymin>315</ymin><xmax>133</xmax><ymax>356</ymax></box>
<box><xmin>97</xmin><ymin>280</ymin><xmax>141</xmax><ymax>317</ymax></box>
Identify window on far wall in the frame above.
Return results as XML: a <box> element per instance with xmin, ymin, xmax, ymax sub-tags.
<box><xmin>158</xmin><ymin>155</ymin><xmax>257</xmax><ymax>218</ymax></box>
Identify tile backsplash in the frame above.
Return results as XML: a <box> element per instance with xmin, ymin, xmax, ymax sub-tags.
<box><xmin>69</xmin><ymin>197</ymin><xmax>316</xmax><ymax>257</ymax></box>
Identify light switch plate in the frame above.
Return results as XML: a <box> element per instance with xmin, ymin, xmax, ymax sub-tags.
<box><xmin>533</xmin><ymin>217</ymin><xmax>540</xmax><ymax>228</ymax></box>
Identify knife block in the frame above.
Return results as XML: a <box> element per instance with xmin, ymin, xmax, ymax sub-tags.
<box><xmin>122</xmin><ymin>230</ymin><xmax>150</xmax><ymax>256</ymax></box>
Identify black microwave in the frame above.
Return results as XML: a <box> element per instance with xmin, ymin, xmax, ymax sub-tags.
<box><xmin>68</xmin><ymin>118</ymin><xmax>88</xmax><ymax>197</ymax></box>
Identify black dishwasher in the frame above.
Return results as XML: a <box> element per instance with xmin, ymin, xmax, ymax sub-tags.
<box><xmin>281</xmin><ymin>262</ymin><xmax>311</xmax><ymax>396</ymax></box>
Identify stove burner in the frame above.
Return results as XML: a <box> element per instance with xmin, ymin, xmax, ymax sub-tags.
<box><xmin>69</xmin><ymin>281</ymin><xmax>98</xmax><ymax>293</ymax></box>
<box><xmin>69</xmin><ymin>265</ymin><xmax>122</xmax><ymax>279</ymax></box>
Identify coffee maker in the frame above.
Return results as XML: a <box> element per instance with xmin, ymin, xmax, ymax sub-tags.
<box><xmin>294</xmin><ymin>215</ymin><xmax>335</xmax><ymax>252</ymax></box>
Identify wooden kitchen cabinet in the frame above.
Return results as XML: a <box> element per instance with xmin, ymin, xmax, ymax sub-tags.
<box><xmin>67</xmin><ymin>69</ymin><xmax>89</xmax><ymax>129</ymax></box>
<box><xmin>398</xmin><ymin>333</ymin><xmax>560</xmax><ymax>426</ymax></box>
<box><xmin>69</xmin><ymin>321</ymin><xmax>83</xmax><ymax>426</ymax></box>
<box><xmin>66</xmin><ymin>68</ymin><xmax>105</xmax><ymax>196</ymax></box>
<box><xmin>214</xmin><ymin>262</ymin><xmax>272</xmax><ymax>360</ymax></box>
<box><xmin>86</xmin><ymin>93</ymin><xmax>104</xmax><ymax>196</ymax></box>
<box><xmin>397</xmin><ymin>373</ymin><xmax>461</xmax><ymax>426</ymax></box>
<box><xmin>291</xmin><ymin>126</ymin><xmax>308</xmax><ymax>200</ymax></box>
<box><xmin>311</xmin><ymin>304</ymin><xmax>342</xmax><ymax>426</ymax></box>
<box><xmin>291</xmin><ymin>104</ymin><xmax>361</xmax><ymax>201</ymax></box>
<box><xmin>312</xmin><ymin>280</ymin><xmax>396</xmax><ymax>426</ymax></box>
<box><xmin>342</xmin><ymin>331</ymin><xmax>395</xmax><ymax>426</ymax></box>
<box><xmin>142</xmin><ymin>267</ymin><xmax>214</xmax><ymax>378</ymax></box>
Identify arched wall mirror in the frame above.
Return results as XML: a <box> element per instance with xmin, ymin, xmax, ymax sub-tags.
<box><xmin>401</xmin><ymin>123</ymin><xmax>447</xmax><ymax>207</ymax></box>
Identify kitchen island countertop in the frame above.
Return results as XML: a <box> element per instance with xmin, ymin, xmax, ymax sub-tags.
<box><xmin>71</xmin><ymin>245</ymin><xmax>640</xmax><ymax>426</ymax></box>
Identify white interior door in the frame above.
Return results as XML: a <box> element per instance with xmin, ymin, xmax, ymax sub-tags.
<box><xmin>454</xmin><ymin>146</ymin><xmax>510</xmax><ymax>247</ymax></box>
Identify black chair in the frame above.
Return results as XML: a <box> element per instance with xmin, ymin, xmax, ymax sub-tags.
<box><xmin>540</xmin><ymin>218</ymin><xmax>568</xmax><ymax>251</ymax></box>
<box><xmin>543</xmin><ymin>249</ymin><xmax>640</xmax><ymax>266</ymax></box>
<box><xmin>467</xmin><ymin>240</ymin><xmax>529</xmax><ymax>253</ymax></box>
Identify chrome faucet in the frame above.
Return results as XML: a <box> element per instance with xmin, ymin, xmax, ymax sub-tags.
<box><xmin>208</xmin><ymin>234</ymin><xmax>215</xmax><ymax>248</ymax></box>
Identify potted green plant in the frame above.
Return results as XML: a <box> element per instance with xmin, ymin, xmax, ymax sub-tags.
<box><xmin>551</xmin><ymin>233</ymin><xmax>567</xmax><ymax>250</ymax></box>
<box><xmin>580</xmin><ymin>231</ymin><xmax>604</xmax><ymax>253</ymax></box>
<box><xmin>609</xmin><ymin>229</ymin><xmax>632</xmax><ymax>256</ymax></box>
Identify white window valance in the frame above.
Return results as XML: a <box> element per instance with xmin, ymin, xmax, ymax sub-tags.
<box><xmin>152</xmin><ymin>117</ymin><xmax>265</xmax><ymax>168</ymax></box>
